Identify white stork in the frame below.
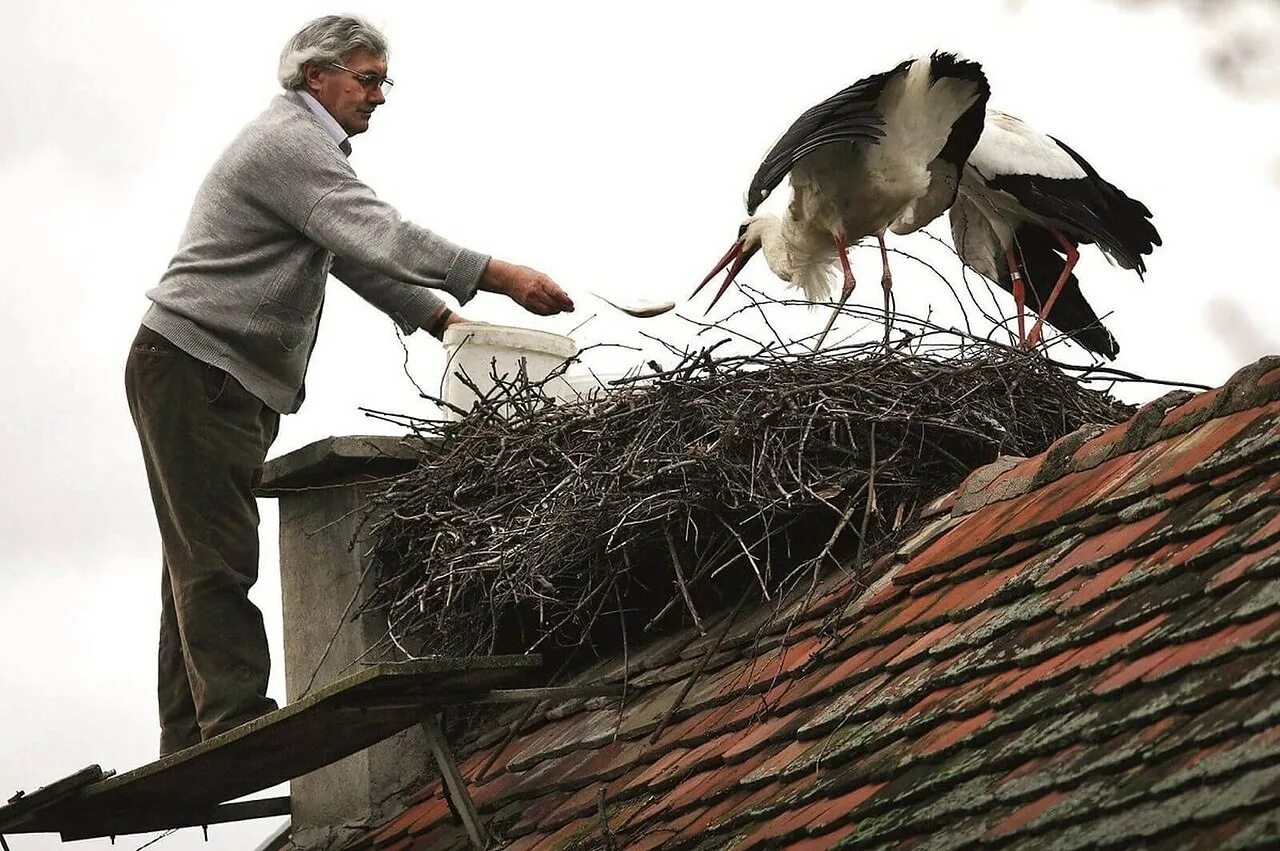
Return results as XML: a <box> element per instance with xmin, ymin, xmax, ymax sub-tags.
<box><xmin>949</xmin><ymin>111</ymin><xmax>1161</xmax><ymax>359</ymax></box>
<box><xmin>692</xmin><ymin>52</ymin><xmax>990</xmax><ymax>345</ymax></box>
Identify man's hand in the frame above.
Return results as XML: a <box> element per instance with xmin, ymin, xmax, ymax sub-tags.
<box><xmin>479</xmin><ymin>259</ymin><xmax>575</xmax><ymax>316</ymax></box>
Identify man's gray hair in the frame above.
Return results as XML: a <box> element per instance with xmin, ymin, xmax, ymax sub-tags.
<box><xmin>278</xmin><ymin>15</ymin><xmax>389</xmax><ymax>90</ymax></box>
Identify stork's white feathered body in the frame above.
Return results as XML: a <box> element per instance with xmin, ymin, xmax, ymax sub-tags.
<box><xmin>694</xmin><ymin>52</ymin><xmax>990</xmax><ymax>344</ymax></box>
<box><xmin>949</xmin><ymin>111</ymin><xmax>1161</xmax><ymax>358</ymax></box>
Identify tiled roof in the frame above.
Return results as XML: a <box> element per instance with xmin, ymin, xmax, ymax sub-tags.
<box><xmin>348</xmin><ymin>356</ymin><xmax>1280</xmax><ymax>851</ymax></box>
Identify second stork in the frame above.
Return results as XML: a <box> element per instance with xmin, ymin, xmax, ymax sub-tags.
<box><xmin>949</xmin><ymin>111</ymin><xmax>1161</xmax><ymax>359</ymax></box>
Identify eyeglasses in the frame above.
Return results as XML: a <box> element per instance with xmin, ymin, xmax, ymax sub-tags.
<box><xmin>329</xmin><ymin>62</ymin><xmax>394</xmax><ymax>93</ymax></box>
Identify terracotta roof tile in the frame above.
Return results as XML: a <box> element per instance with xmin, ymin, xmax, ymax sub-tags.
<box><xmin>344</xmin><ymin>357</ymin><xmax>1280</xmax><ymax>850</ymax></box>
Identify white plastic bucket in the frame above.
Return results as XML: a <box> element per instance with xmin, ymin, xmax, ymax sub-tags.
<box><xmin>441</xmin><ymin>323</ymin><xmax>578</xmax><ymax>419</ymax></box>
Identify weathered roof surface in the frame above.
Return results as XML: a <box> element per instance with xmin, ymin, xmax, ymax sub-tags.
<box><xmin>347</xmin><ymin>355</ymin><xmax>1280</xmax><ymax>851</ymax></box>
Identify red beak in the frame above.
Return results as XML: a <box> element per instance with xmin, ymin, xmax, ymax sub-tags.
<box><xmin>691</xmin><ymin>240</ymin><xmax>760</xmax><ymax>313</ymax></box>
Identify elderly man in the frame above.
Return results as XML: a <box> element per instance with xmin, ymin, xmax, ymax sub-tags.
<box><xmin>125</xmin><ymin>15</ymin><xmax>573</xmax><ymax>756</ymax></box>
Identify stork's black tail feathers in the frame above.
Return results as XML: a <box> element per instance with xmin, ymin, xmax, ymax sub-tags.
<box><xmin>1049</xmin><ymin>137</ymin><xmax>1162</xmax><ymax>276</ymax></box>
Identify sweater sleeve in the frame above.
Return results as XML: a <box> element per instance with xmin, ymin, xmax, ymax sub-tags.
<box><xmin>244</xmin><ymin>128</ymin><xmax>492</xmax><ymax>306</ymax></box>
<box><xmin>299</xmin><ymin>176</ymin><xmax>489</xmax><ymax>305</ymax></box>
<box><xmin>329</xmin><ymin>253</ymin><xmax>448</xmax><ymax>334</ymax></box>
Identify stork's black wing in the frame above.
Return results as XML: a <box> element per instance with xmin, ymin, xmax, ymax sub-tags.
<box><xmin>987</xmin><ymin>138</ymin><xmax>1162</xmax><ymax>274</ymax></box>
<box><xmin>744</xmin><ymin>59</ymin><xmax>909</xmax><ymax>214</ymax></box>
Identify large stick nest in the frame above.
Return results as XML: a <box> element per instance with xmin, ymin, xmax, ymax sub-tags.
<box><xmin>357</xmin><ymin>330</ymin><xmax>1135</xmax><ymax>664</ymax></box>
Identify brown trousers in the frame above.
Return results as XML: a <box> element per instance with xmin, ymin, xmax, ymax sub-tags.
<box><xmin>125</xmin><ymin>325</ymin><xmax>280</xmax><ymax>755</ymax></box>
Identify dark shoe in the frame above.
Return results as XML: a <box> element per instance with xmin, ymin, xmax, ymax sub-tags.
<box><xmin>159</xmin><ymin>732</ymin><xmax>201</xmax><ymax>758</ymax></box>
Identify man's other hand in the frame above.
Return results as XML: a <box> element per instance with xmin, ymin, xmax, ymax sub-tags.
<box><xmin>479</xmin><ymin>260</ymin><xmax>575</xmax><ymax>316</ymax></box>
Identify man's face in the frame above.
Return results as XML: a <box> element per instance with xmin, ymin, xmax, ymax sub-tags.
<box><xmin>303</xmin><ymin>48</ymin><xmax>388</xmax><ymax>137</ymax></box>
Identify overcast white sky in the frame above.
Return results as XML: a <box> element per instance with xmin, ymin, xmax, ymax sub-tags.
<box><xmin>1</xmin><ymin>1</ymin><xmax>1277</xmax><ymax>849</ymax></box>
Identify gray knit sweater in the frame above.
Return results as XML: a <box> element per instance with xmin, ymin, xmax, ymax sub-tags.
<box><xmin>142</xmin><ymin>91</ymin><xmax>490</xmax><ymax>413</ymax></box>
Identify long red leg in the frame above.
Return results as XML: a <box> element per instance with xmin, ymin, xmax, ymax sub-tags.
<box><xmin>816</xmin><ymin>233</ymin><xmax>855</xmax><ymax>350</ymax></box>
<box><xmin>1026</xmin><ymin>228</ymin><xmax>1080</xmax><ymax>348</ymax></box>
<box><xmin>877</xmin><ymin>230</ymin><xmax>893</xmax><ymax>348</ymax></box>
<box><xmin>1004</xmin><ymin>241</ymin><xmax>1027</xmax><ymax>346</ymax></box>
<box><xmin>836</xmin><ymin>232</ymin><xmax>856</xmax><ymax>297</ymax></box>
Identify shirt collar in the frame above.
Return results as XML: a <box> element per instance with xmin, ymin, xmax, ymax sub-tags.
<box><xmin>297</xmin><ymin>90</ymin><xmax>351</xmax><ymax>155</ymax></box>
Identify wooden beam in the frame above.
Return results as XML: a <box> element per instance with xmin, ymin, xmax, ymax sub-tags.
<box><xmin>423</xmin><ymin>715</ymin><xmax>488</xmax><ymax>850</ymax></box>
<box><xmin>0</xmin><ymin>765</ymin><xmax>105</xmax><ymax>831</ymax></box>
<box><xmin>348</xmin><ymin>683</ymin><xmax>625</xmax><ymax>711</ymax></box>
<box><xmin>478</xmin><ymin>685</ymin><xmax>625</xmax><ymax>703</ymax></box>
<box><xmin>5</xmin><ymin>656</ymin><xmax>539</xmax><ymax>835</ymax></box>
<box><xmin>56</xmin><ymin>797</ymin><xmax>290</xmax><ymax>841</ymax></box>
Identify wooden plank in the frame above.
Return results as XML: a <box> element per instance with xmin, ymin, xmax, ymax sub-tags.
<box><xmin>28</xmin><ymin>656</ymin><xmax>538</xmax><ymax>826</ymax></box>
<box><xmin>0</xmin><ymin>765</ymin><xmax>104</xmax><ymax>831</ymax></box>
<box><xmin>478</xmin><ymin>685</ymin><xmax>625</xmax><ymax>703</ymax></box>
<box><xmin>423</xmin><ymin>716</ymin><xmax>487</xmax><ymax>850</ymax></box>
<box><xmin>349</xmin><ymin>683</ymin><xmax>624</xmax><ymax>711</ymax></box>
<box><xmin>54</xmin><ymin>796</ymin><xmax>290</xmax><ymax>841</ymax></box>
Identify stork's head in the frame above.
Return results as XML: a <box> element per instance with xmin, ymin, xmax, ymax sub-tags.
<box><xmin>690</xmin><ymin>216</ymin><xmax>783</xmax><ymax>312</ymax></box>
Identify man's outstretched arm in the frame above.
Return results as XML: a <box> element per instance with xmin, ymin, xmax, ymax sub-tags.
<box><xmin>330</xmin><ymin>252</ymin><xmax>574</xmax><ymax>337</ymax></box>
